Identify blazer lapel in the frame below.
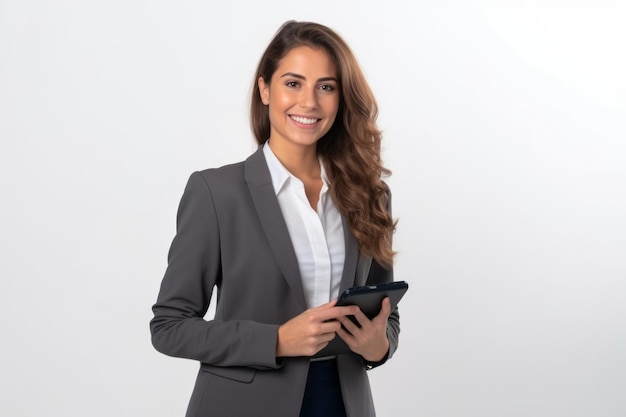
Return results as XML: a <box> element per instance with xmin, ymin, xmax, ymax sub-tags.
<box><xmin>244</xmin><ymin>148</ymin><xmax>307</xmax><ymax>310</ymax></box>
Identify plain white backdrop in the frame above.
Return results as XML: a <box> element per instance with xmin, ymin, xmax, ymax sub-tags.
<box><xmin>1</xmin><ymin>1</ymin><xmax>625</xmax><ymax>416</ymax></box>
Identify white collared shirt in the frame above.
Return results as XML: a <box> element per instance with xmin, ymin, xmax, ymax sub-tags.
<box><xmin>263</xmin><ymin>143</ymin><xmax>345</xmax><ymax>308</ymax></box>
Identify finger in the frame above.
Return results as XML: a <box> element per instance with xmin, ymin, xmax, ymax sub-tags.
<box><xmin>373</xmin><ymin>297</ymin><xmax>392</xmax><ymax>323</ymax></box>
<box><xmin>334</xmin><ymin>305</ymin><xmax>361</xmax><ymax>317</ymax></box>
<box><xmin>336</xmin><ymin>325</ymin><xmax>354</xmax><ymax>344</ymax></box>
<box><xmin>380</xmin><ymin>297</ymin><xmax>391</xmax><ymax>317</ymax></box>
<box><xmin>325</xmin><ymin>299</ymin><xmax>338</xmax><ymax>307</ymax></box>
<box><xmin>319</xmin><ymin>320</ymin><xmax>343</xmax><ymax>334</ymax></box>
<box><xmin>316</xmin><ymin>330</ymin><xmax>337</xmax><ymax>344</ymax></box>
<box><xmin>350</xmin><ymin>307</ymin><xmax>370</xmax><ymax>328</ymax></box>
<box><xmin>314</xmin><ymin>299</ymin><xmax>338</xmax><ymax>310</ymax></box>
<box><xmin>337</xmin><ymin>315</ymin><xmax>360</xmax><ymax>335</ymax></box>
<box><xmin>318</xmin><ymin>305</ymin><xmax>359</xmax><ymax>322</ymax></box>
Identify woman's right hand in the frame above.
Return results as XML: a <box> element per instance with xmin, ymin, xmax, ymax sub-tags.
<box><xmin>275</xmin><ymin>300</ymin><xmax>359</xmax><ymax>357</ymax></box>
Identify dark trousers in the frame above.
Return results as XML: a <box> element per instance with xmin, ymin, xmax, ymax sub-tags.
<box><xmin>300</xmin><ymin>358</ymin><xmax>347</xmax><ymax>417</ymax></box>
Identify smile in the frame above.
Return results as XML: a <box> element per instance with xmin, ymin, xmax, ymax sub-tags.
<box><xmin>290</xmin><ymin>115</ymin><xmax>319</xmax><ymax>125</ymax></box>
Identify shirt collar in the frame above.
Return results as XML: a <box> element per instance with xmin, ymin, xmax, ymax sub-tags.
<box><xmin>262</xmin><ymin>142</ymin><xmax>330</xmax><ymax>196</ymax></box>
<box><xmin>263</xmin><ymin>142</ymin><xmax>290</xmax><ymax>195</ymax></box>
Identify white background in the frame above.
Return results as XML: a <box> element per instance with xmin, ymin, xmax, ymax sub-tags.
<box><xmin>1</xmin><ymin>1</ymin><xmax>625</xmax><ymax>416</ymax></box>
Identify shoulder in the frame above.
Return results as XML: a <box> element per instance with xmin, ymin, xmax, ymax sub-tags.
<box><xmin>179</xmin><ymin>147</ymin><xmax>268</xmax><ymax>203</ymax></box>
<box><xmin>195</xmin><ymin>160</ymin><xmax>246</xmax><ymax>184</ymax></box>
<box><xmin>191</xmin><ymin>146</ymin><xmax>266</xmax><ymax>186</ymax></box>
<box><xmin>177</xmin><ymin>162</ymin><xmax>245</xmax><ymax>209</ymax></box>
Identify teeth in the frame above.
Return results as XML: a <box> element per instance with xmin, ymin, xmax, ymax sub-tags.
<box><xmin>290</xmin><ymin>115</ymin><xmax>318</xmax><ymax>125</ymax></box>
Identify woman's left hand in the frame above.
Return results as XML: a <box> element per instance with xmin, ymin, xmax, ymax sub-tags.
<box><xmin>336</xmin><ymin>297</ymin><xmax>391</xmax><ymax>362</ymax></box>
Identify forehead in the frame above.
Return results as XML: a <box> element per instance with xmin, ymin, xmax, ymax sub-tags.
<box><xmin>273</xmin><ymin>45</ymin><xmax>337</xmax><ymax>78</ymax></box>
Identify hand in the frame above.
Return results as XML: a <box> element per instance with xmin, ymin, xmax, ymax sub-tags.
<box><xmin>336</xmin><ymin>297</ymin><xmax>391</xmax><ymax>362</ymax></box>
<box><xmin>276</xmin><ymin>300</ymin><xmax>359</xmax><ymax>357</ymax></box>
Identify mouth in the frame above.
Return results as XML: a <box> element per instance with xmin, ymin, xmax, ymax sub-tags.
<box><xmin>289</xmin><ymin>115</ymin><xmax>320</xmax><ymax>126</ymax></box>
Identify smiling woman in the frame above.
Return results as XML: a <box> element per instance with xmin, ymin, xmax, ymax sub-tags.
<box><xmin>258</xmin><ymin>46</ymin><xmax>340</xmax><ymax>208</ymax></box>
<box><xmin>150</xmin><ymin>20</ymin><xmax>399</xmax><ymax>417</ymax></box>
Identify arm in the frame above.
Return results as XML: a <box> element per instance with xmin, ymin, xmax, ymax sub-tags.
<box><xmin>149</xmin><ymin>172</ymin><xmax>280</xmax><ymax>370</ymax></box>
<box><xmin>336</xmin><ymin>260</ymin><xmax>401</xmax><ymax>368</ymax></box>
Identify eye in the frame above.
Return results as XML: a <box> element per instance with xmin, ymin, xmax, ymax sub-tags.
<box><xmin>319</xmin><ymin>84</ymin><xmax>336</xmax><ymax>92</ymax></box>
<box><xmin>286</xmin><ymin>81</ymin><xmax>300</xmax><ymax>88</ymax></box>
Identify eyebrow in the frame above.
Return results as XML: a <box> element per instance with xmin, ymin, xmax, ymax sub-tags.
<box><xmin>280</xmin><ymin>72</ymin><xmax>338</xmax><ymax>83</ymax></box>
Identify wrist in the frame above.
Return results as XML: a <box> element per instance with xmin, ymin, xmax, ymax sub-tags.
<box><xmin>363</xmin><ymin>346</ymin><xmax>389</xmax><ymax>370</ymax></box>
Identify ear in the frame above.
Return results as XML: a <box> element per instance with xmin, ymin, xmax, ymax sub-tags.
<box><xmin>258</xmin><ymin>77</ymin><xmax>270</xmax><ymax>105</ymax></box>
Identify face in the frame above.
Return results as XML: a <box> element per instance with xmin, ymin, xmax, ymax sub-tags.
<box><xmin>258</xmin><ymin>46</ymin><xmax>340</xmax><ymax>152</ymax></box>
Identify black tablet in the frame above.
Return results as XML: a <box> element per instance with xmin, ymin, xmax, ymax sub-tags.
<box><xmin>313</xmin><ymin>280</ymin><xmax>408</xmax><ymax>358</ymax></box>
<box><xmin>336</xmin><ymin>280</ymin><xmax>408</xmax><ymax>318</ymax></box>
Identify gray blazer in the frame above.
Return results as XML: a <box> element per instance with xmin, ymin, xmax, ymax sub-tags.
<box><xmin>150</xmin><ymin>146</ymin><xmax>400</xmax><ymax>417</ymax></box>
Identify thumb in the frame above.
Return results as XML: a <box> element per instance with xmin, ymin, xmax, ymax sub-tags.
<box><xmin>379</xmin><ymin>297</ymin><xmax>392</xmax><ymax>318</ymax></box>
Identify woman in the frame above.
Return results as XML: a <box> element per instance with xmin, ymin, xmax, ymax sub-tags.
<box><xmin>150</xmin><ymin>20</ymin><xmax>400</xmax><ymax>417</ymax></box>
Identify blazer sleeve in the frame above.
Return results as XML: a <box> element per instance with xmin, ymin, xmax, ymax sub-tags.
<box><xmin>149</xmin><ymin>172</ymin><xmax>281</xmax><ymax>370</ymax></box>
<box><xmin>360</xmin><ymin>259</ymin><xmax>400</xmax><ymax>369</ymax></box>
<box><xmin>363</xmin><ymin>183</ymin><xmax>400</xmax><ymax>369</ymax></box>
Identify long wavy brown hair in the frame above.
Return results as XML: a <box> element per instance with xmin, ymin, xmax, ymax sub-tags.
<box><xmin>250</xmin><ymin>20</ymin><xmax>396</xmax><ymax>268</ymax></box>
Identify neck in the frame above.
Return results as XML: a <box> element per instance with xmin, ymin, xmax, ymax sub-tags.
<box><xmin>268</xmin><ymin>141</ymin><xmax>320</xmax><ymax>180</ymax></box>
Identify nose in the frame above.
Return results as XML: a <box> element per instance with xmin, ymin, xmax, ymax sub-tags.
<box><xmin>299</xmin><ymin>86</ymin><xmax>318</xmax><ymax>109</ymax></box>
